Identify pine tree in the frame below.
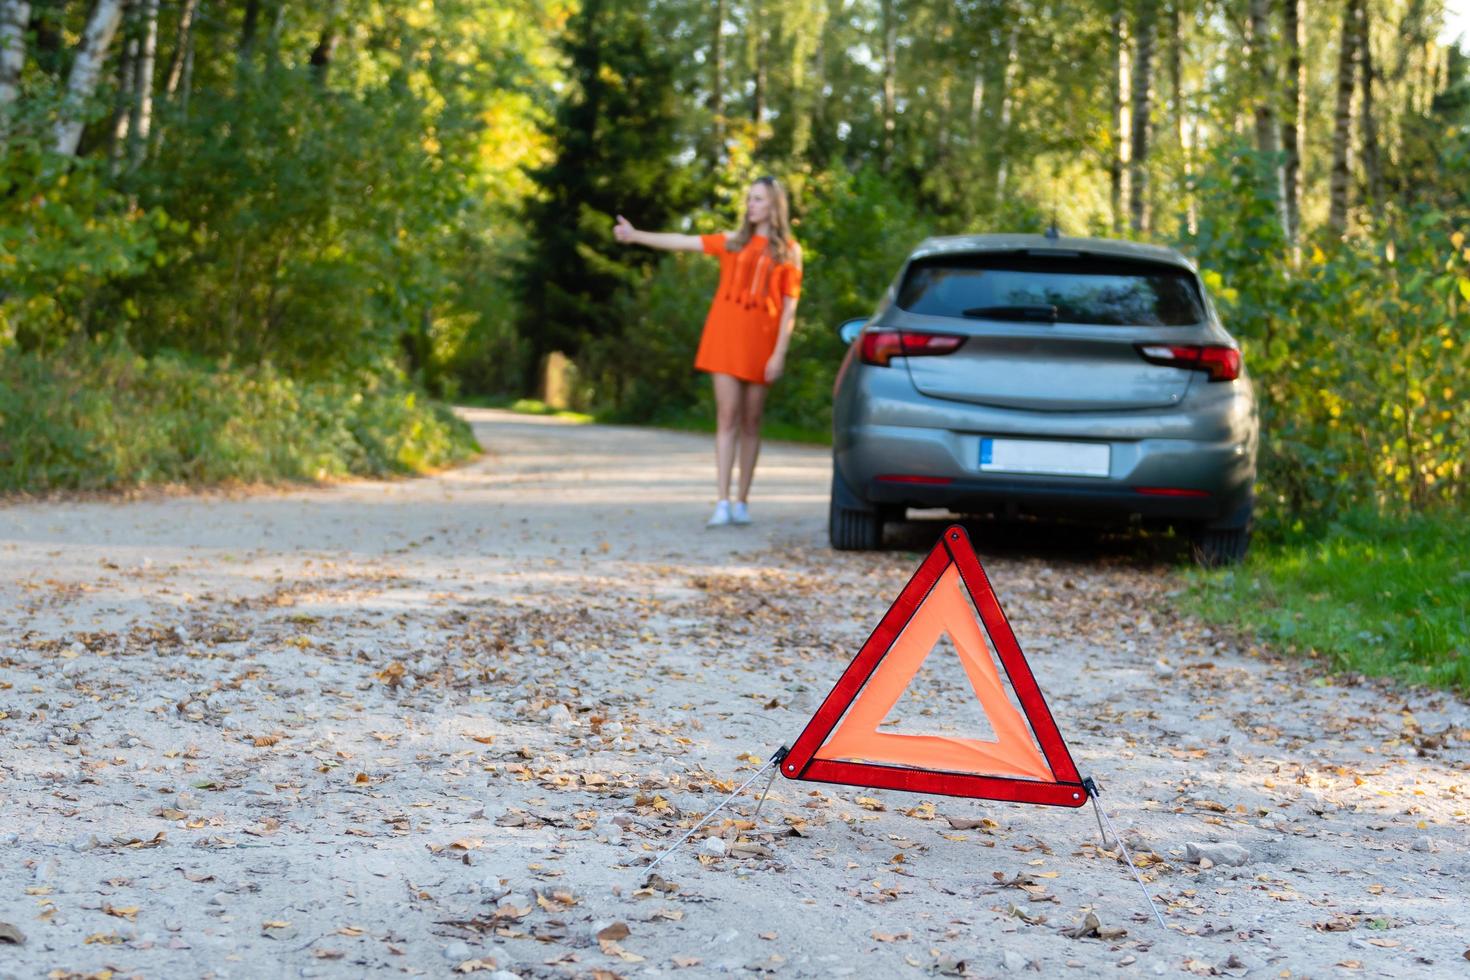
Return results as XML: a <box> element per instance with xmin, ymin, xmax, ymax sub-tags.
<box><xmin>517</xmin><ymin>0</ymin><xmax>694</xmax><ymax>376</ymax></box>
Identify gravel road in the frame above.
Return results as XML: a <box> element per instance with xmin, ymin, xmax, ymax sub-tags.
<box><xmin>2</xmin><ymin>407</ymin><xmax>1466</xmax><ymax>979</ymax></box>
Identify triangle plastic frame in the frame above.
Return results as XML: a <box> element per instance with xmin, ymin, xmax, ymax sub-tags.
<box><xmin>781</xmin><ymin>524</ymin><xmax>1087</xmax><ymax>807</ymax></box>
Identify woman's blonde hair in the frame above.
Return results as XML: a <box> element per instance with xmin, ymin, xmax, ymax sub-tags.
<box><xmin>727</xmin><ymin>176</ymin><xmax>796</xmax><ymax>265</ymax></box>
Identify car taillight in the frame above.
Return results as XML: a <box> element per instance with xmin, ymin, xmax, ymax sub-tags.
<box><xmin>860</xmin><ymin>330</ymin><xmax>965</xmax><ymax>367</ymax></box>
<box><xmin>1135</xmin><ymin>344</ymin><xmax>1242</xmax><ymax>382</ymax></box>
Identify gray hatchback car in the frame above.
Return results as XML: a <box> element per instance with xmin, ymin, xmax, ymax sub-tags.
<box><xmin>830</xmin><ymin>233</ymin><xmax>1258</xmax><ymax>565</ymax></box>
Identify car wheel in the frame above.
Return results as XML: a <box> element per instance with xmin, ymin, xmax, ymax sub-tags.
<box><xmin>829</xmin><ymin>466</ymin><xmax>883</xmax><ymax>551</ymax></box>
<box><xmin>1189</xmin><ymin>505</ymin><xmax>1252</xmax><ymax>567</ymax></box>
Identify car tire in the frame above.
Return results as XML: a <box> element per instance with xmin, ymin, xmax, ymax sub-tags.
<box><xmin>829</xmin><ymin>466</ymin><xmax>883</xmax><ymax>551</ymax></box>
<box><xmin>1188</xmin><ymin>503</ymin><xmax>1252</xmax><ymax>567</ymax></box>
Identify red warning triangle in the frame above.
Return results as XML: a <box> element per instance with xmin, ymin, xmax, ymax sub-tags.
<box><xmin>781</xmin><ymin>525</ymin><xmax>1087</xmax><ymax>807</ymax></box>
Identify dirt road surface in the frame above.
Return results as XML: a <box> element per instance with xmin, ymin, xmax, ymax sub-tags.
<box><xmin>2</xmin><ymin>408</ymin><xmax>1466</xmax><ymax>979</ymax></box>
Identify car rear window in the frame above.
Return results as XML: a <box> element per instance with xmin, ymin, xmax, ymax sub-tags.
<box><xmin>897</xmin><ymin>253</ymin><xmax>1207</xmax><ymax>326</ymax></box>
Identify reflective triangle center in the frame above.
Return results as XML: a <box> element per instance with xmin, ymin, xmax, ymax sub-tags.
<box><xmin>814</xmin><ymin>565</ymin><xmax>1056</xmax><ymax>783</ymax></box>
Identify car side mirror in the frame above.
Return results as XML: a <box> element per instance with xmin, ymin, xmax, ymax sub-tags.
<box><xmin>838</xmin><ymin>318</ymin><xmax>867</xmax><ymax>345</ymax></box>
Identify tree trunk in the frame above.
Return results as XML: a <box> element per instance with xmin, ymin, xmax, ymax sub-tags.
<box><xmin>309</xmin><ymin>0</ymin><xmax>344</xmax><ymax>84</ymax></box>
<box><xmin>108</xmin><ymin>15</ymin><xmax>136</xmax><ymax>171</ymax></box>
<box><xmin>994</xmin><ymin>23</ymin><xmax>1019</xmax><ymax>202</ymax></box>
<box><xmin>1328</xmin><ymin>0</ymin><xmax>1359</xmax><ymax>235</ymax></box>
<box><xmin>709</xmin><ymin>0</ymin><xmax>724</xmax><ymax>154</ymax></box>
<box><xmin>1169</xmin><ymin>0</ymin><xmax>1193</xmax><ymax>234</ymax></box>
<box><xmin>127</xmin><ymin>0</ymin><xmax>157</xmax><ymax>168</ymax></box>
<box><xmin>1110</xmin><ymin>0</ymin><xmax>1129</xmax><ymax>234</ymax></box>
<box><xmin>1249</xmin><ymin>0</ymin><xmax>1287</xmax><ymax>239</ymax></box>
<box><xmin>969</xmin><ymin>66</ymin><xmax>984</xmax><ymax>143</ymax></box>
<box><xmin>162</xmin><ymin>0</ymin><xmax>198</xmax><ymax>98</ymax></box>
<box><xmin>879</xmin><ymin>0</ymin><xmax>895</xmax><ymax>170</ymax></box>
<box><xmin>750</xmin><ymin>0</ymin><xmax>766</xmax><ymax>127</ymax></box>
<box><xmin>1281</xmin><ymin>0</ymin><xmax>1304</xmax><ymax>244</ymax></box>
<box><xmin>1356</xmin><ymin>0</ymin><xmax>1382</xmax><ymax>205</ymax></box>
<box><xmin>1129</xmin><ymin>0</ymin><xmax>1156</xmax><ymax>234</ymax></box>
<box><xmin>0</xmin><ymin>0</ymin><xmax>30</xmax><ymax>142</ymax></box>
<box><xmin>55</xmin><ymin>0</ymin><xmax>125</xmax><ymax>156</ymax></box>
<box><xmin>239</xmin><ymin>0</ymin><xmax>259</xmax><ymax>55</ymax></box>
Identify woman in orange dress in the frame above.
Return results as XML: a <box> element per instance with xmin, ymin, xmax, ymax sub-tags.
<box><xmin>613</xmin><ymin>177</ymin><xmax>803</xmax><ymax>527</ymax></box>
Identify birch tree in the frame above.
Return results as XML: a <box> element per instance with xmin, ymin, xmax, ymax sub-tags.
<box><xmin>127</xmin><ymin>0</ymin><xmax>158</xmax><ymax>168</ymax></box>
<box><xmin>1249</xmin><ymin>0</ymin><xmax>1287</xmax><ymax>238</ymax></box>
<box><xmin>55</xmin><ymin>0</ymin><xmax>125</xmax><ymax>156</ymax></box>
<box><xmin>1356</xmin><ymin>0</ymin><xmax>1382</xmax><ymax>204</ymax></box>
<box><xmin>0</xmin><ymin>0</ymin><xmax>29</xmax><ymax>143</ymax></box>
<box><xmin>1110</xmin><ymin>0</ymin><xmax>1129</xmax><ymax>233</ymax></box>
<box><xmin>879</xmin><ymin>0</ymin><xmax>896</xmax><ymax>170</ymax></box>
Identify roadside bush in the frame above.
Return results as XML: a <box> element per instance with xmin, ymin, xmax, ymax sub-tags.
<box><xmin>0</xmin><ymin>343</ymin><xmax>479</xmax><ymax>493</ymax></box>
<box><xmin>1187</xmin><ymin>144</ymin><xmax>1468</xmax><ymax>532</ymax></box>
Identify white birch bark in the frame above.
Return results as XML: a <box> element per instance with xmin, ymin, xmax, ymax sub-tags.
<box><xmin>162</xmin><ymin>0</ymin><xmax>198</xmax><ymax>99</ymax></box>
<box><xmin>54</xmin><ymin>0</ymin><xmax>126</xmax><ymax>156</ymax></box>
<box><xmin>0</xmin><ymin>0</ymin><xmax>29</xmax><ymax>141</ymax></box>
<box><xmin>127</xmin><ymin>0</ymin><xmax>157</xmax><ymax>167</ymax></box>
<box><xmin>1249</xmin><ymin>0</ymin><xmax>1288</xmax><ymax>240</ymax></box>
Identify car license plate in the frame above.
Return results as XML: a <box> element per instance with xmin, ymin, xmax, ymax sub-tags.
<box><xmin>979</xmin><ymin>438</ymin><xmax>1110</xmax><ymax>478</ymax></box>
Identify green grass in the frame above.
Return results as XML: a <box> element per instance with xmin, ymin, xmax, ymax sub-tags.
<box><xmin>0</xmin><ymin>344</ymin><xmax>480</xmax><ymax>493</ymax></box>
<box><xmin>1182</xmin><ymin>511</ymin><xmax>1470</xmax><ymax>694</ymax></box>
<box><xmin>470</xmin><ymin>395</ymin><xmax>831</xmax><ymax>445</ymax></box>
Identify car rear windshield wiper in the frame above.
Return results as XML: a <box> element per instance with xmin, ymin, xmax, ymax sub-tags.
<box><xmin>961</xmin><ymin>304</ymin><xmax>1059</xmax><ymax>323</ymax></box>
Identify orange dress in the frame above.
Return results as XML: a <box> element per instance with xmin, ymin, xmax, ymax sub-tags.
<box><xmin>694</xmin><ymin>233</ymin><xmax>803</xmax><ymax>384</ymax></box>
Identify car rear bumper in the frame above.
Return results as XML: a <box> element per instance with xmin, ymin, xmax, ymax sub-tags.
<box><xmin>838</xmin><ymin>422</ymin><xmax>1255</xmax><ymax>525</ymax></box>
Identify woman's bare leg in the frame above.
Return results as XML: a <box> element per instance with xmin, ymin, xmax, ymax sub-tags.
<box><xmin>736</xmin><ymin>381</ymin><xmax>768</xmax><ymax>503</ymax></box>
<box><xmin>712</xmin><ymin>373</ymin><xmax>742</xmax><ymax>501</ymax></box>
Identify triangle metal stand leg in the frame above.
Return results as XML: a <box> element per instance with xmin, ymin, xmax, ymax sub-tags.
<box><xmin>1083</xmin><ymin>776</ymin><xmax>1168</xmax><ymax>932</ymax></box>
<box><xmin>642</xmin><ymin>748</ymin><xmax>787</xmax><ymax>880</ymax></box>
<box><xmin>750</xmin><ymin>760</ymin><xmax>781</xmax><ymax>828</ymax></box>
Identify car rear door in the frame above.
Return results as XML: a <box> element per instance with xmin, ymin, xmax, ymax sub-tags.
<box><xmin>894</xmin><ymin>250</ymin><xmax>1211</xmax><ymax>412</ymax></box>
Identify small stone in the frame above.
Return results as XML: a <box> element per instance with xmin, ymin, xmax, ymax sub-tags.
<box><xmin>1411</xmin><ymin>836</ymin><xmax>1433</xmax><ymax>852</ymax></box>
<box><xmin>70</xmin><ymin>834</ymin><xmax>97</xmax><ymax>853</ymax></box>
<box><xmin>208</xmin><ymin>892</ymin><xmax>230</xmax><ymax>906</ymax></box>
<box><xmin>1185</xmin><ymin>841</ymin><xmax>1250</xmax><ymax>867</ymax></box>
<box><xmin>544</xmin><ymin>704</ymin><xmax>573</xmax><ymax>730</ymax></box>
<box><xmin>999</xmin><ymin>949</ymin><xmax>1027</xmax><ymax>972</ymax></box>
<box><xmin>489</xmin><ymin>973</ymin><xmax>522</xmax><ymax>980</ymax></box>
<box><xmin>700</xmin><ymin>837</ymin><xmax>728</xmax><ymax>858</ymax></box>
<box><xmin>443</xmin><ymin>940</ymin><xmax>472</xmax><ymax>961</ymax></box>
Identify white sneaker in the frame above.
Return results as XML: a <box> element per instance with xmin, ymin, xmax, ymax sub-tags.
<box><xmin>707</xmin><ymin>500</ymin><xmax>732</xmax><ymax>527</ymax></box>
<box><xmin>731</xmin><ymin>501</ymin><xmax>751</xmax><ymax>525</ymax></box>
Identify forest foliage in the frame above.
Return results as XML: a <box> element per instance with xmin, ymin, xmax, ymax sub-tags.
<box><xmin>0</xmin><ymin>0</ymin><xmax>1466</xmax><ymax>524</ymax></box>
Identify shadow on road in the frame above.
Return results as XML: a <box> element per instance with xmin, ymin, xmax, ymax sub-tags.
<box><xmin>885</xmin><ymin>513</ymin><xmax>1195</xmax><ymax>569</ymax></box>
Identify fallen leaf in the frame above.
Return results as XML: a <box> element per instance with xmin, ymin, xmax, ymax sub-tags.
<box><xmin>596</xmin><ymin>922</ymin><xmax>631</xmax><ymax>943</ymax></box>
<box><xmin>103</xmin><ymin>905</ymin><xmax>139</xmax><ymax>921</ymax></box>
<box><xmin>871</xmin><ymin>930</ymin><xmax>911</xmax><ymax>942</ymax></box>
<box><xmin>946</xmin><ymin>815</ymin><xmax>998</xmax><ymax>831</ymax></box>
<box><xmin>0</xmin><ymin>922</ymin><xmax>24</xmax><ymax>945</ymax></box>
<box><xmin>672</xmin><ymin>955</ymin><xmax>702</xmax><ymax>968</ymax></box>
<box><xmin>855</xmin><ymin>797</ymin><xmax>887</xmax><ymax>811</ymax></box>
<box><xmin>455</xmin><ymin>959</ymin><xmax>498</xmax><ymax>973</ymax></box>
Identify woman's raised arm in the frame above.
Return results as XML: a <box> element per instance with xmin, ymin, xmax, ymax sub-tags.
<box><xmin>612</xmin><ymin>215</ymin><xmax>704</xmax><ymax>252</ymax></box>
